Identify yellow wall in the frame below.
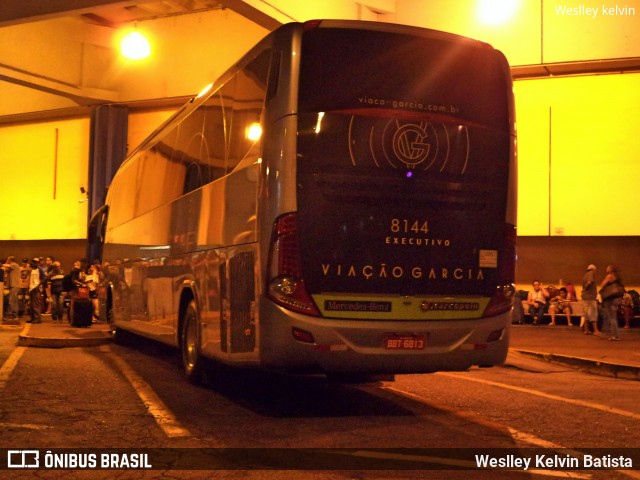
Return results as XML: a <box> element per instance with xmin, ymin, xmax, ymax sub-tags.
<box><xmin>127</xmin><ymin>110</ymin><xmax>176</xmax><ymax>155</ymax></box>
<box><xmin>393</xmin><ymin>0</ymin><xmax>542</xmax><ymax>66</ymax></box>
<box><xmin>0</xmin><ymin>110</ymin><xmax>175</xmax><ymax>241</ymax></box>
<box><xmin>515</xmin><ymin>73</ymin><xmax>640</xmax><ymax>236</ymax></box>
<box><xmin>2</xmin><ymin>3</ymin><xmax>640</xmax><ymax>241</ymax></box>
<box><xmin>543</xmin><ymin>0</ymin><xmax>640</xmax><ymax>62</ymax></box>
<box><xmin>393</xmin><ymin>0</ymin><xmax>640</xmax><ymax>67</ymax></box>
<box><xmin>0</xmin><ymin>118</ymin><xmax>89</xmax><ymax>240</ymax></box>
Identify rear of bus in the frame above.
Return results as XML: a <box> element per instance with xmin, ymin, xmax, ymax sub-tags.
<box><xmin>264</xmin><ymin>21</ymin><xmax>516</xmax><ymax>375</ymax></box>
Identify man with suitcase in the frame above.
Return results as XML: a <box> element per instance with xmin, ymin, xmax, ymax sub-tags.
<box><xmin>70</xmin><ymin>258</ymin><xmax>93</xmax><ymax>327</ymax></box>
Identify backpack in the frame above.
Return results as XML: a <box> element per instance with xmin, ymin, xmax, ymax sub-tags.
<box><xmin>50</xmin><ymin>275</ymin><xmax>65</xmax><ymax>295</ymax></box>
<box><xmin>627</xmin><ymin>289</ymin><xmax>640</xmax><ymax>315</ymax></box>
<box><xmin>62</xmin><ymin>273</ymin><xmax>74</xmax><ymax>292</ymax></box>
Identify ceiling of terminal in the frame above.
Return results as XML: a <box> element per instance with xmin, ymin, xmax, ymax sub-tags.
<box><xmin>0</xmin><ymin>0</ymin><xmax>279</xmax><ymax>29</ymax></box>
<box><xmin>1</xmin><ymin>0</ymin><xmax>639</xmax><ymax>120</ymax></box>
<box><xmin>78</xmin><ymin>1</ymin><xmax>226</xmax><ymax>27</ymax></box>
<box><xmin>0</xmin><ymin>0</ymin><xmax>284</xmax><ymax>118</ymax></box>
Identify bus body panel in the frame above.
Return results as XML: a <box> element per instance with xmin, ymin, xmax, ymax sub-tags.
<box><xmin>260</xmin><ymin>300</ymin><xmax>510</xmax><ymax>374</ymax></box>
<box><xmin>104</xmin><ymin>152</ymin><xmax>262</xmax><ymax>364</ymax></box>
<box><xmin>99</xmin><ymin>20</ymin><xmax>515</xmax><ymax>378</ymax></box>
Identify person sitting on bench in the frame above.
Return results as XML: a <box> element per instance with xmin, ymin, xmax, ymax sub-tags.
<box><xmin>527</xmin><ymin>280</ymin><xmax>549</xmax><ymax>324</ymax></box>
<box><xmin>548</xmin><ymin>287</ymin><xmax>573</xmax><ymax>326</ymax></box>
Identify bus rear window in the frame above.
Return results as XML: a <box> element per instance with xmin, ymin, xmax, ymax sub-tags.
<box><xmin>298</xmin><ymin>27</ymin><xmax>509</xmax><ymax>131</ymax></box>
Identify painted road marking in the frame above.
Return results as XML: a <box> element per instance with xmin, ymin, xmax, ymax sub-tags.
<box><xmin>0</xmin><ymin>346</ymin><xmax>27</xmax><ymax>390</ymax></box>
<box><xmin>438</xmin><ymin>372</ymin><xmax>640</xmax><ymax>421</ymax></box>
<box><xmin>0</xmin><ymin>327</ymin><xmax>51</xmax><ymax>431</ymax></box>
<box><xmin>101</xmin><ymin>345</ymin><xmax>192</xmax><ymax>438</ymax></box>
<box><xmin>375</xmin><ymin>381</ymin><xmax>640</xmax><ymax>480</ymax></box>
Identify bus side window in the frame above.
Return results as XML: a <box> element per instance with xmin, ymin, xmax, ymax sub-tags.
<box><xmin>227</xmin><ymin>51</ymin><xmax>269</xmax><ymax>173</ymax></box>
<box><xmin>198</xmin><ymin>88</ymin><xmax>232</xmax><ymax>190</ymax></box>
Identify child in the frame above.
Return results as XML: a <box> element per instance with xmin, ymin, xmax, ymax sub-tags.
<box><xmin>620</xmin><ymin>292</ymin><xmax>634</xmax><ymax>329</ymax></box>
<box><xmin>548</xmin><ymin>287</ymin><xmax>572</xmax><ymax>326</ymax></box>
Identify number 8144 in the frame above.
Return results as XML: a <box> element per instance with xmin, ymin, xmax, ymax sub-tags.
<box><xmin>390</xmin><ymin>219</ymin><xmax>429</xmax><ymax>234</ymax></box>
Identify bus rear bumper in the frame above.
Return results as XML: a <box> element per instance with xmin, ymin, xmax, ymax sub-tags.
<box><xmin>260</xmin><ymin>304</ymin><xmax>511</xmax><ymax>375</ymax></box>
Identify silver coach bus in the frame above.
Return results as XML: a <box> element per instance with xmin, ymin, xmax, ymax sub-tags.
<box><xmin>89</xmin><ymin>19</ymin><xmax>517</xmax><ymax>384</ymax></box>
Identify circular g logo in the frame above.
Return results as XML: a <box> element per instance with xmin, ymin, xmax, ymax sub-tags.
<box><xmin>393</xmin><ymin>123</ymin><xmax>431</xmax><ymax>167</ymax></box>
<box><xmin>383</xmin><ymin>120</ymin><xmax>438</xmax><ymax>170</ymax></box>
<box><xmin>347</xmin><ymin>117</ymin><xmax>470</xmax><ymax>174</ymax></box>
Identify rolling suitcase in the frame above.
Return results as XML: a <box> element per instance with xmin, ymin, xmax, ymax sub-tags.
<box><xmin>71</xmin><ymin>298</ymin><xmax>93</xmax><ymax>327</ymax></box>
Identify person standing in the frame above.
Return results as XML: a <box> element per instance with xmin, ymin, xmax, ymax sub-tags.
<box><xmin>41</xmin><ymin>256</ymin><xmax>54</xmax><ymax>314</ymax></box>
<box><xmin>620</xmin><ymin>291</ymin><xmax>634</xmax><ymax>329</ymax></box>
<box><xmin>581</xmin><ymin>264</ymin><xmax>600</xmax><ymax>335</ymax></box>
<box><xmin>68</xmin><ymin>259</ymin><xmax>85</xmax><ymax>322</ymax></box>
<box><xmin>19</xmin><ymin>258</ymin><xmax>31</xmax><ymax>316</ymax></box>
<box><xmin>2</xmin><ymin>256</ymin><xmax>21</xmax><ymax>319</ymax></box>
<box><xmin>84</xmin><ymin>263</ymin><xmax>100</xmax><ymax>321</ymax></box>
<box><xmin>28</xmin><ymin>258</ymin><xmax>42</xmax><ymax>323</ymax></box>
<box><xmin>47</xmin><ymin>261</ymin><xmax>65</xmax><ymax>322</ymax></box>
<box><xmin>599</xmin><ymin>264</ymin><xmax>624</xmax><ymax>341</ymax></box>
<box><xmin>563</xmin><ymin>281</ymin><xmax>578</xmax><ymax>302</ymax></box>
<box><xmin>0</xmin><ymin>257</ymin><xmax>5</xmax><ymax>320</ymax></box>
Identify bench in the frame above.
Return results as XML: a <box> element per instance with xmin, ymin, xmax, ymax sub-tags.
<box><xmin>518</xmin><ymin>300</ymin><xmax>640</xmax><ymax>328</ymax></box>
<box><xmin>519</xmin><ymin>300</ymin><xmax>584</xmax><ymax>326</ymax></box>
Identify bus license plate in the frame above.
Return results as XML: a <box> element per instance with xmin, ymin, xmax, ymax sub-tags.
<box><xmin>383</xmin><ymin>334</ymin><xmax>426</xmax><ymax>350</ymax></box>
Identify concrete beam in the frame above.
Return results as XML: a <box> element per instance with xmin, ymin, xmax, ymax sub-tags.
<box><xmin>0</xmin><ymin>0</ymin><xmax>154</xmax><ymax>27</ymax></box>
<box><xmin>0</xmin><ymin>64</ymin><xmax>119</xmax><ymax>105</ymax></box>
<box><xmin>0</xmin><ymin>0</ymin><xmax>283</xmax><ymax>30</ymax></box>
<box><xmin>217</xmin><ymin>0</ymin><xmax>283</xmax><ymax>30</ymax></box>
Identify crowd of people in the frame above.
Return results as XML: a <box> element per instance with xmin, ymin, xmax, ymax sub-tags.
<box><xmin>1</xmin><ymin>256</ymin><xmax>102</xmax><ymax>324</ymax></box>
<box><xmin>523</xmin><ymin>264</ymin><xmax>633</xmax><ymax>341</ymax></box>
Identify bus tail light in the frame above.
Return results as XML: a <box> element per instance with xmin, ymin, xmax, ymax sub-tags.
<box><xmin>486</xmin><ymin>329</ymin><xmax>504</xmax><ymax>343</ymax></box>
<box><xmin>292</xmin><ymin>327</ymin><xmax>316</xmax><ymax>344</ymax></box>
<box><xmin>267</xmin><ymin>213</ymin><xmax>321</xmax><ymax>316</ymax></box>
<box><xmin>483</xmin><ymin>223</ymin><xmax>516</xmax><ymax>318</ymax></box>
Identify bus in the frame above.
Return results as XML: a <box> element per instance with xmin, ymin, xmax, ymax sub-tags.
<box><xmin>90</xmin><ymin>19</ymin><xmax>517</xmax><ymax>384</ymax></box>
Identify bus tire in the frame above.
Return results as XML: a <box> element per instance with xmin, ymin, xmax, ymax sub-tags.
<box><xmin>107</xmin><ymin>310</ymin><xmax>133</xmax><ymax>345</ymax></box>
<box><xmin>110</xmin><ymin>326</ymin><xmax>132</xmax><ymax>345</ymax></box>
<box><xmin>181</xmin><ymin>300</ymin><xmax>207</xmax><ymax>385</ymax></box>
<box><xmin>106</xmin><ymin>299</ymin><xmax>117</xmax><ymax>338</ymax></box>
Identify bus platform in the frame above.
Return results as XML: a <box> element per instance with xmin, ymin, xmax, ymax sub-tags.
<box><xmin>5</xmin><ymin>314</ymin><xmax>112</xmax><ymax>349</ymax></box>
<box><xmin>509</xmin><ymin>325</ymin><xmax>640</xmax><ymax>381</ymax></box>
<box><xmin>4</xmin><ymin>317</ymin><xmax>640</xmax><ymax>381</ymax></box>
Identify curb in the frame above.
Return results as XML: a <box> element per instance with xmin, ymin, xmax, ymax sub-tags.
<box><xmin>1</xmin><ymin>319</ymin><xmax>21</xmax><ymax>326</ymax></box>
<box><xmin>17</xmin><ymin>334</ymin><xmax>113</xmax><ymax>348</ymax></box>
<box><xmin>16</xmin><ymin>323</ymin><xmax>113</xmax><ymax>349</ymax></box>
<box><xmin>1</xmin><ymin>324</ymin><xmax>24</xmax><ymax>330</ymax></box>
<box><xmin>512</xmin><ymin>349</ymin><xmax>640</xmax><ymax>381</ymax></box>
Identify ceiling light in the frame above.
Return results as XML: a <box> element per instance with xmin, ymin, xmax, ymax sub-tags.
<box><xmin>120</xmin><ymin>30</ymin><xmax>151</xmax><ymax>60</ymax></box>
<box><xmin>477</xmin><ymin>0</ymin><xmax>519</xmax><ymax>25</ymax></box>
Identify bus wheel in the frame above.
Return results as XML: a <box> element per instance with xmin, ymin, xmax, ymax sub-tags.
<box><xmin>181</xmin><ymin>300</ymin><xmax>206</xmax><ymax>385</ymax></box>
<box><xmin>106</xmin><ymin>303</ymin><xmax>117</xmax><ymax>338</ymax></box>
